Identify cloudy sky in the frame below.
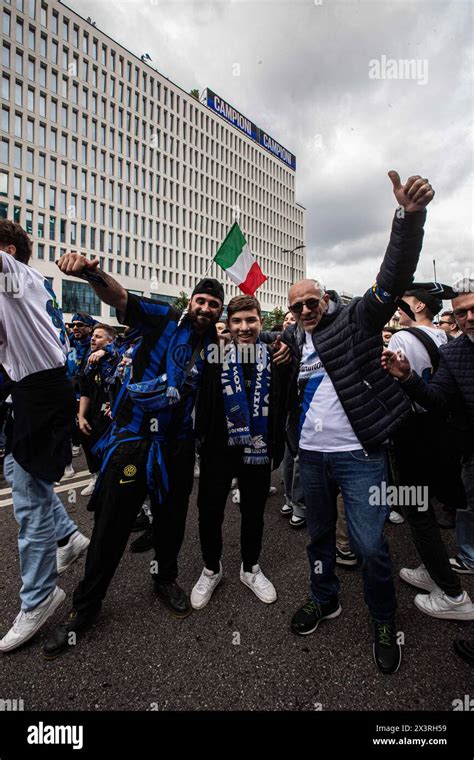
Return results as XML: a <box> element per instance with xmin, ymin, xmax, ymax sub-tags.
<box><xmin>71</xmin><ymin>0</ymin><xmax>472</xmax><ymax>297</ymax></box>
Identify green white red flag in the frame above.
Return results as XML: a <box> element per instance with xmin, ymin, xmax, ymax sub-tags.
<box><xmin>213</xmin><ymin>222</ymin><xmax>267</xmax><ymax>296</ymax></box>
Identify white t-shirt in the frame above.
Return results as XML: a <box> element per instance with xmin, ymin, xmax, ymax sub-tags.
<box><xmin>0</xmin><ymin>252</ymin><xmax>69</xmax><ymax>381</ymax></box>
<box><xmin>388</xmin><ymin>326</ymin><xmax>447</xmax><ymax>381</ymax></box>
<box><xmin>298</xmin><ymin>331</ymin><xmax>362</xmax><ymax>452</ymax></box>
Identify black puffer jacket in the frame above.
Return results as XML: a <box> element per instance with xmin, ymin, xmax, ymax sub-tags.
<box><xmin>284</xmin><ymin>210</ymin><xmax>428</xmax><ymax>452</ymax></box>
<box><xmin>400</xmin><ymin>333</ymin><xmax>474</xmax><ymax>453</ymax></box>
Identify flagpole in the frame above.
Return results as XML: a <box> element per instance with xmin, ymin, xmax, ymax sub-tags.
<box><xmin>202</xmin><ymin>260</ymin><xmax>214</xmax><ymax>278</ymax></box>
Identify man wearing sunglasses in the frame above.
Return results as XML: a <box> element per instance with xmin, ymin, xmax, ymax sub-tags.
<box><xmin>284</xmin><ymin>171</ymin><xmax>435</xmax><ymax>675</ymax></box>
<box><xmin>438</xmin><ymin>310</ymin><xmax>463</xmax><ymax>340</ymax></box>
<box><xmin>381</xmin><ymin>278</ymin><xmax>474</xmax><ymax>665</ymax></box>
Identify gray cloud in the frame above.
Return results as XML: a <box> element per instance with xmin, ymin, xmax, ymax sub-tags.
<box><xmin>72</xmin><ymin>0</ymin><xmax>473</xmax><ymax>296</ymax></box>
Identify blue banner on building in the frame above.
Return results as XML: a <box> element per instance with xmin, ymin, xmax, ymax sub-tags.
<box><xmin>205</xmin><ymin>89</ymin><xmax>257</xmax><ymax>141</ymax></box>
<box><xmin>257</xmin><ymin>128</ymin><xmax>296</xmax><ymax>170</ymax></box>
<box><xmin>203</xmin><ymin>88</ymin><xmax>296</xmax><ymax>170</ymax></box>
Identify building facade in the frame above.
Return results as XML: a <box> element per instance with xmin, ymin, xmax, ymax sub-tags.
<box><xmin>0</xmin><ymin>0</ymin><xmax>306</xmax><ymax>319</ymax></box>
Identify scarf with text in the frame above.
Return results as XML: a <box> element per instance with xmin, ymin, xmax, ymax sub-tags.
<box><xmin>221</xmin><ymin>340</ymin><xmax>271</xmax><ymax>465</ymax></box>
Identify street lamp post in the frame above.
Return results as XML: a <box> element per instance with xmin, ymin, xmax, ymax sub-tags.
<box><xmin>282</xmin><ymin>244</ymin><xmax>305</xmax><ymax>288</ymax></box>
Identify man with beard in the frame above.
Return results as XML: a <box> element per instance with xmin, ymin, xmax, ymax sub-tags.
<box><xmin>44</xmin><ymin>251</ymin><xmax>224</xmax><ymax>658</ymax></box>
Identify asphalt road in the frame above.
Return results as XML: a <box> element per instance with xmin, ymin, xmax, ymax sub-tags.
<box><xmin>0</xmin><ymin>453</ymin><xmax>472</xmax><ymax>713</ymax></box>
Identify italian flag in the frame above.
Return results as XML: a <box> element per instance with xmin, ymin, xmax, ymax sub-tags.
<box><xmin>213</xmin><ymin>223</ymin><xmax>267</xmax><ymax>296</ymax></box>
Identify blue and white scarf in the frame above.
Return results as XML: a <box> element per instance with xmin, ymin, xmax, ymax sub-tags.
<box><xmin>127</xmin><ymin>319</ymin><xmax>208</xmax><ymax>411</ymax></box>
<box><xmin>221</xmin><ymin>340</ymin><xmax>271</xmax><ymax>465</ymax></box>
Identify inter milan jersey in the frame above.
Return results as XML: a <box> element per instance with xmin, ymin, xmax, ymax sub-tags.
<box><xmin>115</xmin><ymin>293</ymin><xmax>205</xmax><ymax>439</ymax></box>
<box><xmin>0</xmin><ymin>252</ymin><xmax>69</xmax><ymax>382</ymax></box>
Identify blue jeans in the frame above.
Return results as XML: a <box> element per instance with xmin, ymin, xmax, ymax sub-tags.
<box><xmin>4</xmin><ymin>454</ymin><xmax>77</xmax><ymax>611</ymax></box>
<box><xmin>456</xmin><ymin>452</ymin><xmax>474</xmax><ymax>569</ymax></box>
<box><xmin>281</xmin><ymin>445</ymin><xmax>306</xmax><ymax>519</ymax></box>
<box><xmin>298</xmin><ymin>447</ymin><xmax>397</xmax><ymax>623</ymax></box>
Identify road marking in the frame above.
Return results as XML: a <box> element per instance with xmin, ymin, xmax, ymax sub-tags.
<box><xmin>0</xmin><ymin>470</ymin><xmax>90</xmax><ymax>496</ymax></box>
<box><xmin>0</xmin><ymin>475</ymin><xmax>93</xmax><ymax>508</ymax></box>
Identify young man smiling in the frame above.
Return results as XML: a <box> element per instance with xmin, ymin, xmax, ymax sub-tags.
<box><xmin>191</xmin><ymin>295</ymin><xmax>292</xmax><ymax>609</ymax></box>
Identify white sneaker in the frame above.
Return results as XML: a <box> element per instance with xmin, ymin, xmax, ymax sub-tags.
<box><xmin>71</xmin><ymin>445</ymin><xmax>81</xmax><ymax>457</ymax></box>
<box><xmin>414</xmin><ymin>589</ymin><xmax>474</xmax><ymax>620</ymax></box>
<box><xmin>268</xmin><ymin>486</ymin><xmax>277</xmax><ymax>496</ymax></box>
<box><xmin>240</xmin><ymin>564</ymin><xmax>277</xmax><ymax>604</ymax></box>
<box><xmin>389</xmin><ymin>510</ymin><xmax>405</xmax><ymax>524</ymax></box>
<box><xmin>232</xmin><ymin>488</ymin><xmax>240</xmax><ymax>504</ymax></box>
<box><xmin>63</xmin><ymin>464</ymin><xmax>75</xmax><ymax>479</ymax></box>
<box><xmin>399</xmin><ymin>564</ymin><xmax>436</xmax><ymax>592</ymax></box>
<box><xmin>80</xmin><ymin>472</ymin><xmax>98</xmax><ymax>496</ymax></box>
<box><xmin>0</xmin><ymin>586</ymin><xmax>66</xmax><ymax>653</ymax></box>
<box><xmin>57</xmin><ymin>531</ymin><xmax>90</xmax><ymax>575</ymax></box>
<box><xmin>190</xmin><ymin>564</ymin><xmax>223</xmax><ymax>610</ymax></box>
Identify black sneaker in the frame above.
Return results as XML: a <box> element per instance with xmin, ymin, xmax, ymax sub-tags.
<box><xmin>153</xmin><ymin>580</ymin><xmax>192</xmax><ymax>618</ymax></box>
<box><xmin>43</xmin><ymin>607</ymin><xmax>100</xmax><ymax>660</ymax></box>
<box><xmin>373</xmin><ymin>621</ymin><xmax>402</xmax><ymax>674</ymax></box>
<box><xmin>130</xmin><ymin>528</ymin><xmax>154</xmax><ymax>553</ymax></box>
<box><xmin>453</xmin><ymin>639</ymin><xmax>474</xmax><ymax>666</ymax></box>
<box><xmin>336</xmin><ymin>547</ymin><xmax>358</xmax><ymax>567</ymax></box>
<box><xmin>291</xmin><ymin>598</ymin><xmax>341</xmax><ymax>635</ymax></box>
<box><xmin>289</xmin><ymin>515</ymin><xmax>306</xmax><ymax>529</ymax></box>
<box><xmin>131</xmin><ymin>508</ymin><xmax>150</xmax><ymax>533</ymax></box>
<box><xmin>450</xmin><ymin>556</ymin><xmax>474</xmax><ymax>575</ymax></box>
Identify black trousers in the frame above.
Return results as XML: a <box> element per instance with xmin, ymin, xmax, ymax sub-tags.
<box><xmin>80</xmin><ymin>424</ymin><xmax>106</xmax><ymax>474</ymax></box>
<box><xmin>197</xmin><ymin>446</ymin><xmax>272</xmax><ymax>574</ymax></box>
<box><xmin>392</xmin><ymin>413</ymin><xmax>462</xmax><ymax>597</ymax></box>
<box><xmin>73</xmin><ymin>436</ymin><xmax>195</xmax><ymax>614</ymax></box>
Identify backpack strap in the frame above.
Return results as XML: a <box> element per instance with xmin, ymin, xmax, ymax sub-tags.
<box><xmin>403</xmin><ymin>327</ymin><xmax>440</xmax><ymax>373</ymax></box>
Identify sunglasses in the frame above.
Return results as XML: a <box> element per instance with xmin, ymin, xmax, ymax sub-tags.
<box><xmin>438</xmin><ymin>321</ymin><xmax>454</xmax><ymax>326</ymax></box>
<box><xmin>289</xmin><ymin>298</ymin><xmax>321</xmax><ymax>315</ymax></box>
<box><xmin>72</xmin><ymin>322</ymin><xmax>86</xmax><ymax>328</ymax></box>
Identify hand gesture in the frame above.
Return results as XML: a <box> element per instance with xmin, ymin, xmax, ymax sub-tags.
<box><xmin>272</xmin><ymin>336</ymin><xmax>292</xmax><ymax>366</ymax></box>
<box><xmin>57</xmin><ymin>252</ymin><xmax>100</xmax><ymax>277</ymax></box>
<box><xmin>388</xmin><ymin>171</ymin><xmax>435</xmax><ymax>213</ymax></box>
<box><xmin>381</xmin><ymin>348</ymin><xmax>412</xmax><ymax>381</ymax></box>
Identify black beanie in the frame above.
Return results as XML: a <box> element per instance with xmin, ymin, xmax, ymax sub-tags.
<box><xmin>191</xmin><ymin>278</ymin><xmax>224</xmax><ymax>303</ymax></box>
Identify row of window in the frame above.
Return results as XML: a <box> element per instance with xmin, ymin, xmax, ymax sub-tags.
<box><xmin>0</xmin><ymin>138</ymin><xmax>302</xmax><ymax>239</ymax></box>
<box><xmin>0</xmin><ymin>200</ymin><xmax>302</xmax><ymax>298</ymax></box>
<box><xmin>0</xmin><ymin>79</ymin><xmax>294</xmax><ymax>207</ymax></box>
<box><xmin>0</xmin><ymin>168</ymin><xmax>303</xmax><ymax>254</ymax></box>
<box><xmin>3</xmin><ymin>6</ymin><xmax>295</xmax><ymax>187</ymax></box>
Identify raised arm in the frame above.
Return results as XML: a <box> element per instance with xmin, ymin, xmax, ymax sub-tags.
<box><xmin>356</xmin><ymin>171</ymin><xmax>435</xmax><ymax>331</ymax></box>
<box><xmin>56</xmin><ymin>252</ymin><xmax>128</xmax><ymax>313</ymax></box>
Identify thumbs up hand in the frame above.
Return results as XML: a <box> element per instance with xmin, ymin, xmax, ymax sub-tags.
<box><xmin>388</xmin><ymin>171</ymin><xmax>435</xmax><ymax>213</ymax></box>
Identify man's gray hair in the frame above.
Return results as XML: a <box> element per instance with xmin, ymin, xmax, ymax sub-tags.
<box><xmin>313</xmin><ymin>279</ymin><xmax>327</xmax><ymax>295</ymax></box>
